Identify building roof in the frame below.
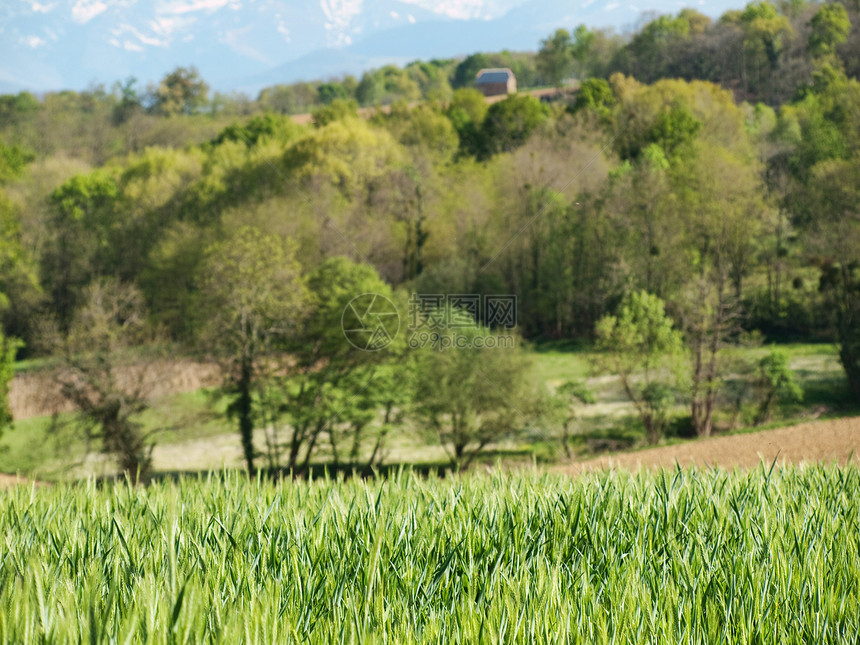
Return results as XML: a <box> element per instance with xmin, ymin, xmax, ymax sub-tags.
<box><xmin>476</xmin><ymin>68</ymin><xmax>515</xmax><ymax>84</ymax></box>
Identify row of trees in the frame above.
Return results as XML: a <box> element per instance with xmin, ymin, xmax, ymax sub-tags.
<box><xmin>49</xmin><ymin>254</ymin><xmax>541</xmax><ymax>481</ymax></box>
<box><xmin>0</xmin><ymin>51</ymin><xmax>550</xmax><ymax>165</ymax></box>
<box><xmin>595</xmin><ymin>290</ymin><xmax>802</xmax><ymax>444</ymax></box>
<box><xmin>568</xmin><ymin>0</ymin><xmax>860</xmax><ymax>106</ymax></box>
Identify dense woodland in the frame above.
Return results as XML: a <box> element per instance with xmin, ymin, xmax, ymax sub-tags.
<box><xmin>1</xmin><ymin>0</ymin><xmax>860</xmax><ymax>478</ymax></box>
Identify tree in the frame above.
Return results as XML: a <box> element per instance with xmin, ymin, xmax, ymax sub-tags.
<box><xmin>801</xmin><ymin>157</ymin><xmax>860</xmax><ymax>398</ymax></box>
<box><xmin>0</xmin><ymin>331</ymin><xmax>20</xmax><ymax>443</ymax></box>
<box><xmin>111</xmin><ymin>77</ymin><xmax>141</xmax><ymax>125</ymax></box>
<box><xmin>42</xmin><ymin>171</ymin><xmax>121</xmax><ymax>331</ymax></box>
<box><xmin>536</xmin><ymin>29</ymin><xmax>573</xmax><ymax>87</ymax></box>
<box><xmin>312</xmin><ymin>98</ymin><xmax>359</xmax><ymax>127</ymax></box>
<box><xmin>570</xmin><ymin>25</ymin><xmax>597</xmax><ymax>79</ymax></box>
<box><xmin>446</xmin><ymin>88</ymin><xmax>488</xmax><ymax>156</ymax></box>
<box><xmin>553</xmin><ymin>380</ymin><xmax>595</xmax><ymax>458</ymax></box>
<box><xmin>739</xmin><ymin>2</ymin><xmax>793</xmax><ymax>94</ymax></box>
<box><xmin>317</xmin><ymin>81</ymin><xmax>352</xmax><ymax>105</ymax></box>
<box><xmin>151</xmin><ymin>67</ymin><xmax>209</xmax><ymax>116</ymax></box>
<box><xmin>594</xmin><ymin>291</ymin><xmax>686</xmax><ymax>444</ymax></box>
<box><xmin>275</xmin><ymin>258</ymin><xmax>402</xmax><ymax>473</ymax></box>
<box><xmin>55</xmin><ymin>280</ymin><xmax>154</xmax><ymax>483</ymax></box>
<box><xmin>355</xmin><ymin>66</ymin><xmax>421</xmax><ymax>106</ymax></box>
<box><xmin>754</xmin><ymin>349</ymin><xmax>802</xmax><ymax>425</ymax></box>
<box><xmin>196</xmin><ymin>227</ymin><xmax>307</xmax><ymax>475</ymax></box>
<box><xmin>413</xmin><ymin>307</ymin><xmax>539</xmax><ymax>468</ymax></box>
<box><xmin>480</xmin><ymin>94</ymin><xmax>549</xmax><ymax>158</ymax></box>
<box><xmin>809</xmin><ymin>3</ymin><xmax>851</xmax><ymax>59</ymax></box>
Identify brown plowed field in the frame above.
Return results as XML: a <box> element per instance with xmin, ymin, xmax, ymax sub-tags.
<box><xmin>561</xmin><ymin>416</ymin><xmax>860</xmax><ymax>474</ymax></box>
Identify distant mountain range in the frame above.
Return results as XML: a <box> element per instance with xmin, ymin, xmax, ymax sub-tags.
<box><xmin>1</xmin><ymin>0</ymin><xmax>747</xmax><ymax>95</ymax></box>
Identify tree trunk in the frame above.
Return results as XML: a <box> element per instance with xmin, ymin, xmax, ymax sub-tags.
<box><xmin>238</xmin><ymin>356</ymin><xmax>256</xmax><ymax>476</ymax></box>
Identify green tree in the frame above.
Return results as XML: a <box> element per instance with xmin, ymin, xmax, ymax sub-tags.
<box><xmin>480</xmin><ymin>94</ymin><xmax>549</xmax><ymax>158</ymax></box>
<box><xmin>754</xmin><ymin>349</ymin><xmax>802</xmax><ymax>425</ymax></box>
<box><xmin>276</xmin><ymin>258</ymin><xmax>402</xmax><ymax>473</ymax></box>
<box><xmin>212</xmin><ymin>114</ymin><xmax>304</xmax><ymax>147</ymax></box>
<box><xmin>446</xmin><ymin>88</ymin><xmax>488</xmax><ymax>156</ymax></box>
<box><xmin>570</xmin><ymin>25</ymin><xmax>597</xmax><ymax>79</ymax></box>
<box><xmin>801</xmin><ymin>157</ymin><xmax>860</xmax><ymax>398</ymax></box>
<box><xmin>571</xmin><ymin>78</ymin><xmax>616</xmax><ymax>120</ymax></box>
<box><xmin>311</xmin><ymin>98</ymin><xmax>359</xmax><ymax>127</ymax></box>
<box><xmin>355</xmin><ymin>66</ymin><xmax>421</xmax><ymax>106</ymax></box>
<box><xmin>151</xmin><ymin>66</ymin><xmax>209</xmax><ymax>116</ymax></box>
<box><xmin>536</xmin><ymin>29</ymin><xmax>573</xmax><ymax>87</ymax></box>
<box><xmin>739</xmin><ymin>1</ymin><xmax>793</xmax><ymax>94</ymax></box>
<box><xmin>452</xmin><ymin>53</ymin><xmax>493</xmax><ymax>89</ymax></box>
<box><xmin>317</xmin><ymin>81</ymin><xmax>352</xmax><ymax>105</ymax></box>
<box><xmin>594</xmin><ymin>291</ymin><xmax>686</xmax><ymax>444</ymax></box>
<box><xmin>0</xmin><ymin>331</ymin><xmax>20</xmax><ymax>443</ymax></box>
<box><xmin>196</xmin><ymin>227</ymin><xmax>307</xmax><ymax>475</ymax></box>
<box><xmin>45</xmin><ymin>171</ymin><xmax>120</xmax><ymax>330</ymax></box>
<box><xmin>413</xmin><ymin>307</ymin><xmax>539</xmax><ymax>468</ymax></box>
<box><xmin>809</xmin><ymin>3</ymin><xmax>851</xmax><ymax>59</ymax></box>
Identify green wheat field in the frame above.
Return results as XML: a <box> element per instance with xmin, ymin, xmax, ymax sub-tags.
<box><xmin>1</xmin><ymin>465</ymin><xmax>858</xmax><ymax>643</ymax></box>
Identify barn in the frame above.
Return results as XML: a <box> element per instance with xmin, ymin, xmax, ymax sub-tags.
<box><xmin>475</xmin><ymin>68</ymin><xmax>517</xmax><ymax>97</ymax></box>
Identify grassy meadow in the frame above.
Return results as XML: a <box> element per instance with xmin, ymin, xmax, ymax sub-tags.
<box><xmin>1</xmin><ymin>465</ymin><xmax>858</xmax><ymax>643</ymax></box>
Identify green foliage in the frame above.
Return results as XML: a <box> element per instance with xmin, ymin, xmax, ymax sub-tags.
<box><xmin>45</xmin><ymin>170</ymin><xmax>121</xmax><ymax>329</ymax></box>
<box><xmin>480</xmin><ymin>94</ymin><xmax>549</xmax><ymax>157</ymax></box>
<box><xmin>536</xmin><ymin>28</ymin><xmax>573</xmax><ymax>87</ymax></box>
<box><xmin>150</xmin><ymin>66</ymin><xmax>210</xmax><ymax>116</ymax></box>
<box><xmin>196</xmin><ymin>227</ymin><xmax>307</xmax><ymax>474</ymax></box>
<box><xmin>809</xmin><ymin>2</ymin><xmax>851</xmax><ymax>59</ymax></box>
<box><xmin>446</xmin><ymin>88</ymin><xmax>488</xmax><ymax>155</ymax></box>
<box><xmin>647</xmin><ymin>101</ymin><xmax>702</xmax><ymax>156</ymax></box>
<box><xmin>0</xmin><ymin>139</ymin><xmax>35</xmax><ymax>183</ymax></box>
<box><xmin>0</xmin><ymin>330</ymin><xmax>20</xmax><ymax>441</ymax></box>
<box><xmin>740</xmin><ymin>1</ymin><xmax>793</xmax><ymax>69</ymax></box>
<box><xmin>405</xmin><ymin>60</ymin><xmax>455</xmax><ymax>101</ymax></box>
<box><xmin>317</xmin><ymin>80</ymin><xmax>353</xmax><ymax>105</ymax></box>
<box><xmin>211</xmin><ymin>113</ymin><xmax>304</xmax><ymax>147</ymax></box>
<box><xmin>312</xmin><ymin>98</ymin><xmax>359</xmax><ymax>127</ymax></box>
<box><xmin>275</xmin><ymin>257</ymin><xmax>403</xmax><ymax>473</ymax></box>
<box><xmin>412</xmin><ymin>306</ymin><xmax>539</xmax><ymax>468</ymax></box>
<box><xmin>378</xmin><ymin>103</ymin><xmax>459</xmax><ymax>161</ymax></box>
<box><xmin>594</xmin><ymin>291</ymin><xmax>686</xmax><ymax>443</ymax></box>
<box><xmin>570</xmin><ymin>25</ymin><xmax>597</xmax><ymax>79</ymax></box>
<box><xmin>256</xmin><ymin>81</ymin><xmax>320</xmax><ymax>114</ymax></box>
<box><xmin>754</xmin><ymin>349</ymin><xmax>803</xmax><ymax>424</ymax></box>
<box><xmin>356</xmin><ymin>66</ymin><xmax>421</xmax><ymax>106</ymax></box>
<box><xmin>571</xmin><ymin>78</ymin><xmax>616</xmax><ymax>119</ymax></box>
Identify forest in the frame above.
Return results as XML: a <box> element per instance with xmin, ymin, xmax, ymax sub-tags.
<box><xmin>1</xmin><ymin>0</ymin><xmax>859</xmax><ymax>480</ymax></box>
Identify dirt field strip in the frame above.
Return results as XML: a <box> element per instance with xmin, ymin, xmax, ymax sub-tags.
<box><xmin>0</xmin><ymin>473</ymin><xmax>28</xmax><ymax>489</ymax></box>
<box><xmin>561</xmin><ymin>416</ymin><xmax>860</xmax><ymax>474</ymax></box>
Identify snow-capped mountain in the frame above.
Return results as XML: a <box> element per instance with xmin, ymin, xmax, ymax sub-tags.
<box><xmin>1</xmin><ymin>0</ymin><xmax>747</xmax><ymax>94</ymax></box>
